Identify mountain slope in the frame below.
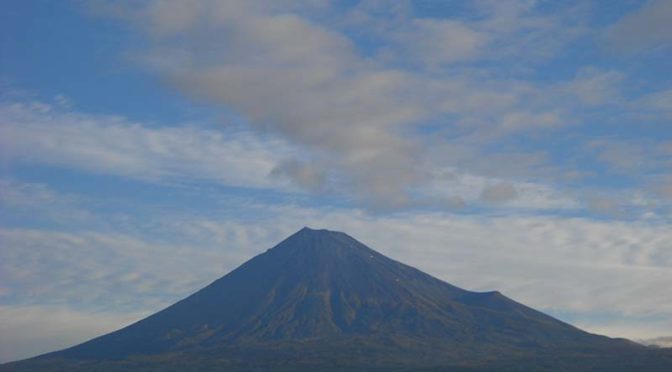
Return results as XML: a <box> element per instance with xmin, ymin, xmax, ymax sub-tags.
<box><xmin>4</xmin><ymin>227</ymin><xmax>672</xmax><ymax>371</ymax></box>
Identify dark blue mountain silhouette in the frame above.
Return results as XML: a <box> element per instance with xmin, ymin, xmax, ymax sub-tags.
<box><xmin>4</xmin><ymin>228</ymin><xmax>671</xmax><ymax>371</ymax></box>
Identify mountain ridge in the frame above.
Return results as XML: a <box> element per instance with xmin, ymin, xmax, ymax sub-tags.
<box><xmin>4</xmin><ymin>227</ymin><xmax>672</xmax><ymax>371</ymax></box>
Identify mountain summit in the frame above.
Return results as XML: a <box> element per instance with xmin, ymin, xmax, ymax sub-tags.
<box><xmin>4</xmin><ymin>228</ymin><xmax>672</xmax><ymax>371</ymax></box>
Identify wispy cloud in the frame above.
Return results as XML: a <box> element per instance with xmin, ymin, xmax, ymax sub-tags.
<box><xmin>1</xmin><ymin>99</ymin><xmax>609</xmax><ymax>214</ymax></box>
<box><xmin>0</xmin><ymin>227</ymin><xmax>235</xmax><ymax>312</ymax></box>
<box><xmin>0</xmin><ymin>101</ymin><xmax>297</xmax><ymax>190</ymax></box>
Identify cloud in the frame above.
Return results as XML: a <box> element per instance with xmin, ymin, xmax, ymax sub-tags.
<box><xmin>0</xmin><ymin>179</ymin><xmax>75</xmax><ymax>208</ymax></box>
<box><xmin>3</xmin><ymin>2</ymin><xmax>670</xmax><ymax>217</ymax></box>
<box><xmin>0</xmin><ymin>101</ymin><xmax>297</xmax><ymax>190</ymax></box>
<box><xmin>479</xmin><ymin>182</ymin><xmax>518</xmax><ymax>203</ymax></box>
<box><xmin>118</xmin><ymin>0</ymin><xmax>428</xmax><ymax>207</ymax></box>
<box><xmin>602</xmin><ymin>0</ymin><xmax>672</xmax><ymax>53</ymax></box>
<box><xmin>419</xmin><ymin>168</ymin><xmax>579</xmax><ymax>211</ymax></box>
<box><xmin>563</xmin><ymin>68</ymin><xmax>624</xmax><ymax>106</ymax></box>
<box><xmin>586</xmin><ymin>196</ymin><xmax>623</xmax><ymax>217</ymax></box>
<box><xmin>80</xmin><ymin>0</ymin><xmax>600</xmax><ymax>209</ymax></box>
<box><xmin>0</xmin><ymin>305</ymin><xmax>146</xmax><ymax>363</ymax></box>
<box><xmin>498</xmin><ymin>111</ymin><xmax>563</xmax><ymax>133</ymax></box>
<box><xmin>639</xmin><ymin>88</ymin><xmax>672</xmax><ymax>114</ymax></box>
<box><xmin>72</xmin><ymin>0</ymin><xmax>672</xmax><ymax>215</ymax></box>
<box><xmin>0</xmin><ymin>179</ymin><xmax>96</xmax><ymax>228</ymax></box>
<box><xmin>0</xmin><ymin>228</ymin><xmax>237</xmax><ymax>312</ymax></box>
<box><xmin>390</xmin><ymin>18</ymin><xmax>488</xmax><ymax>66</ymax></box>
<box><xmin>271</xmin><ymin>159</ymin><xmax>328</xmax><ymax>192</ymax></box>
<box><xmin>575</xmin><ymin>317</ymin><xmax>672</xmax><ymax>344</ymax></box>
<box><xmin>653</xmin><ymin>176</ymin><xmax>672</xmax><ymax>200</ymax></box>
<box><xmin>588</xmin><ymin>139</ymin><xmax>672</xmax><ymax>174</ymax></box>
<box><xmin>0</xmin><ymin>98</ymin><xmax>588</xmax><ymax>214</ymax></box>
<box><xmin>9</xmin><ymin>98</ymin><xmax>665</xmax><ymax>218</ymax></box>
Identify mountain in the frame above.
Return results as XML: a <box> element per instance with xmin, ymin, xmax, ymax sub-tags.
<box><xmin>3</xmin><ymin>227</ymin><xmax>672</xmax><ymax>371</ymax></box>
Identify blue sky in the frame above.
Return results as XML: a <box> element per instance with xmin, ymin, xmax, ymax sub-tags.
<box><xmin>1</xmin><ymin>0</ymin><xmax>671</xmax><ymax>363</ymax></box>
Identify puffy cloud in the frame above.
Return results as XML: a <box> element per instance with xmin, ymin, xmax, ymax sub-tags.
<box><xmin>120</xmin><ymin>0</ymin><xmax>427</xmax><ymax>206</ymax></box>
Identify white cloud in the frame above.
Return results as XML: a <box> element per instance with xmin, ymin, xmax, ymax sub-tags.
<box><xmin>0</xmin><ymin>101</ymin><xmax>297</xmax><ymax>190</ymax></box>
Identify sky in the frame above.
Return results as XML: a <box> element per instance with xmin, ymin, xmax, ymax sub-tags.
<box><xmin>0</xmin><ymin>0</ymin><xmax>671</xmax><ymax>363</ymax></box>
